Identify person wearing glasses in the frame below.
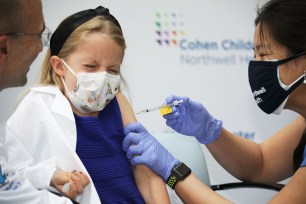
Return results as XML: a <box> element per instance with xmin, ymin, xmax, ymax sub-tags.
<box><xmin>0</xmin><ymin>0</ymin><xmax>89</xmax><ymax>204</ymax></box>
<box><xmin>2</xmin><ymin>5</ymin><xmax>171</xmax><ymax>204</ymax></box>
<box><xmin>0</xmin><ymin>2</ymin><xmax>49</xmax><ymax>91</ymax></box>
<box><xmin>3</xmin><ymin>25</ymin><xmax>52</xmax><ymax>47</ymax></box>
<box><xmin>123</xmin><ymin>0</ymin><xmax>306</xmax><ymax>203</ymax></box>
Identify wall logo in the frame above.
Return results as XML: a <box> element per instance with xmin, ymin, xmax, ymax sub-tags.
<box><xmin>154</xmin><ymin>11</ymin><xmax>253</xmax><ymax>66</ymax></box>
<box><xmin>155</xmin><ymin>12</ymin><xmax>185</xmax><ymax>46</ymax></box>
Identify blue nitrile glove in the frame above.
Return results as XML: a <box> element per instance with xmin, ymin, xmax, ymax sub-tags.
<box><xmin>300</xmin><ymin>145</ymin><xmax>306</xmax><ymax>167</ymax></box>
<box><xmin>163</xmin><ymin>95</ymin><xmax>223</xmax><ymax>144</ymax></box>
<box><xmin>122</xmin><ymin>122</ymin><xmax>180</xmax><ymax>182</ymax></box>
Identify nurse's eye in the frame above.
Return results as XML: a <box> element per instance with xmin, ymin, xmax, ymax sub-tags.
<box><xmin>256</xmin><ymin>53</ymin><xmax>273</xmax><ymax>60</ymax></box>
<box><xmin>259</xmin><ymin>53</ymin><xmax>269</xmax><ymax>57</ymax></box>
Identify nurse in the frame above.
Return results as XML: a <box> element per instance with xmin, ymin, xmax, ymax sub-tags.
<box><xmin>4</xmin><ymin>6</ymin><xmax>170</xmax><ymax>204</ymax></box>
<box><xmin>123</xmin><ymin>0</ymin><xmax>306</xmax><ymax>203</ymax></box>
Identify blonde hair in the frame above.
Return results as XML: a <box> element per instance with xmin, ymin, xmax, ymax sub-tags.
<box><xmin>39</xmin><ymin>16</ymin><xmax>126</xmax><ymax>92</ymax></box>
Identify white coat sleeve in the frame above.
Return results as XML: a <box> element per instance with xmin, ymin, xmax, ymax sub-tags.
<box><xmin>4</xmin><ymin>124</ymin><xmax>57</xmax><ymax>190</ymax></box>
<box><xmin>0</xmin><ymin>173</ymin><xmax>73</xmax><ymax>204</ymax></box>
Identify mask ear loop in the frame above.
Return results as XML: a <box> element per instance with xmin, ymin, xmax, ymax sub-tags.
<box><xmin>60</xmin><ymin>59</ymin><xmax>79</xmax><ymax>92</ymax></box>
<box><xmin>304</xmin><ymin>70</ymin><xmax>306</xmax><ymax>84</ymax></box>
<box><xmin>61</xmin><ymin>59</ymin><xmax>78</xmax><ymax>77</ymax></box>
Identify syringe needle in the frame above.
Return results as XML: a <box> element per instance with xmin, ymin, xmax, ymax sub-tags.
<box><xmin>135</xmin><ymin>100</ymin><xmax>183</xmax><ymax>115</ymax></box>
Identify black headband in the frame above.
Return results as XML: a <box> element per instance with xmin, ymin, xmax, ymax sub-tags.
<box><xmin>50</xmin><ymin>6</ymin><xmax>121</xmax><ymax>56</ymax></box>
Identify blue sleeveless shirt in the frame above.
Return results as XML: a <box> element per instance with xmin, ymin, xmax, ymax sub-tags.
<box><xmin>74</xmin><ymin>98</ymin><xmax>144</xmax><ymax>204</ymax></box>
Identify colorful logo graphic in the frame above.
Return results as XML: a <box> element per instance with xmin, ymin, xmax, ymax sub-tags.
<box><xmin>155</xmin><ymin>12</ymin><xmax>185</xmax><ymax>46</ymax></box>
<box><xmin>153</xmin><ymin>11</ymin><xmax>253</xmax><ymax>66</ymax></box>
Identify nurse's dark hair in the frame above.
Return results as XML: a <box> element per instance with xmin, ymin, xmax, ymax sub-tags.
<box><xmin>255</xmin><ymin>0</ymin><xmax>306</xmax><ymax>55</ymax></box>
<box><xmin>0</xmin><ymin>0</ymin><xmax>24</xmax><ymax>34</ymax></box>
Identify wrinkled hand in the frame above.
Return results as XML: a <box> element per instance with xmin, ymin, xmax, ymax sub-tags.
<box><xmin>122</xmin><ymin>122</ymin><xmax>179</xmax><ymax>182</ymax></box>
<box><xmin>163</xmin><ymin>95</ymin><xmax>223</xmax><ymax>144</ymax></box>
<box><xmin>50</xmin><ymin>170</ymin><xmax>90</xmax><ymax>199</ymax></box>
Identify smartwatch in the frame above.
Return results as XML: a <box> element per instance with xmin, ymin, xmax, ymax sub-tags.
<box><xmin>167</xmin><ymin>162</ymin><xmax>191</xmax><ymax>189</ymax></box>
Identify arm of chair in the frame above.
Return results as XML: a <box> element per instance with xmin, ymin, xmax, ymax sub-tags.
<box><xmin>211</xmin><ymin>181</ymin><xmax>285</xmax><ymax>192</ymax></box>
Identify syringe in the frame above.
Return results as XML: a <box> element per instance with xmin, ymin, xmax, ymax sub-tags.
<box><xmin>135</xmin><ymin>100</ymin><xmax>183</xmax><ymax>115</ymax></box>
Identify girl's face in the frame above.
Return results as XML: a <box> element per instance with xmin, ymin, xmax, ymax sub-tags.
<box><xmin>62</xmin><ymin>32</ymin><xmax>123</xmax><ymax>93</ymax></box>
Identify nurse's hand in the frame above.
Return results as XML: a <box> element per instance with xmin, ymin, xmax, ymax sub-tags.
<box><xmin>163</xmin><ymin>95</ymin><xmax>223</xmax><ymax>144</ymax></box>
<box><xmin>50</xmin><ymin>170</ymin><xmax>90</xmax><ymax>199</ymax></box>
<box><xmin>123</xmin><ymin>122</ymin><xmax>180</xmax><ymax>182</ymax></box>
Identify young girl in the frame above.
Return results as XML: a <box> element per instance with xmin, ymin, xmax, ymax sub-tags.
<box><xmin>4</xmin><ymin>6</ymin><xmax>170</xmax><ymax>204</ymax></box>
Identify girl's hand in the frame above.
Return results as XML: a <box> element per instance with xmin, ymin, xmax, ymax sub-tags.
<box><xmin>50</xmin><ymin>170</ymin><xmax>90</xmax><ymax>199</ymax></box>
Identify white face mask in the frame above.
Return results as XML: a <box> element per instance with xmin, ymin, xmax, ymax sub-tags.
<box><xmin>60</xmin><ymin>59</ymin><xmax>121</xmax><ymax>114</ymax></box>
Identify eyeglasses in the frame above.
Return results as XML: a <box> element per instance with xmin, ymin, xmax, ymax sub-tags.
<box><xmin>1</xmin><ymin>26</ymin><xmax>52</xmax><ymax>47</ymax></box>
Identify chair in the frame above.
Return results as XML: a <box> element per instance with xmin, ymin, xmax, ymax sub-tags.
<box><xmin>152</xmin><ymin>133</ymin><xmax>284</xmax><ymax>202</ymax></box>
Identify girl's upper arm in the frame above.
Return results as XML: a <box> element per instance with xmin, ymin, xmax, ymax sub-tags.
<box><xmin>116</xmin><ymin>92</ymin><xmax>137</xmax><ymax>127</ymax></box>
<box><xmin>116</xmin><ymin>92</ymin><xmax>171</xmax><ymax>203</ymax></box>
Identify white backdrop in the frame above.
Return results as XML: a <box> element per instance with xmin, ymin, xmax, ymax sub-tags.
<box><xmin>0</xmin><ymin>0</ymin><xmax>299</xmax><ymax>203</ymax></box>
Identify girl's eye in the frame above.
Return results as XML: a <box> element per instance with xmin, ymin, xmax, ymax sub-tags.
<box><xmin>84</xmin><ymin>64</ymin><xmax>96</xmax><ymax>68</ymax></box>
<box><xmin>108</xmin><ymin>69</ymin><xmax>119</xmax><ymax>75</ymax></box>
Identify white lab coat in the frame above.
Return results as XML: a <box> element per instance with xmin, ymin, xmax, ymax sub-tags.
<box><xmin>0</xmin><ymin>172</ymin><xmax>73</xmax><ymax>204</ymax></box>
<box><xmin>2</xmin><ymin>86</ymin><xmax>101</xmax><ymax>204</ymax></box>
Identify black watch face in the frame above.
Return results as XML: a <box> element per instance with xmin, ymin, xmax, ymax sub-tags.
<box><xmin>174</xmin><ymin>163</ymin><xmax>191</xmax><ymax>179</ymax></box>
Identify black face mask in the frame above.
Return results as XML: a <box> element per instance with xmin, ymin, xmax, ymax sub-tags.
<box><xmin>248</xmin><ymin>52</ymin><xmax>306</xmax><ymax>114</ymax></box>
